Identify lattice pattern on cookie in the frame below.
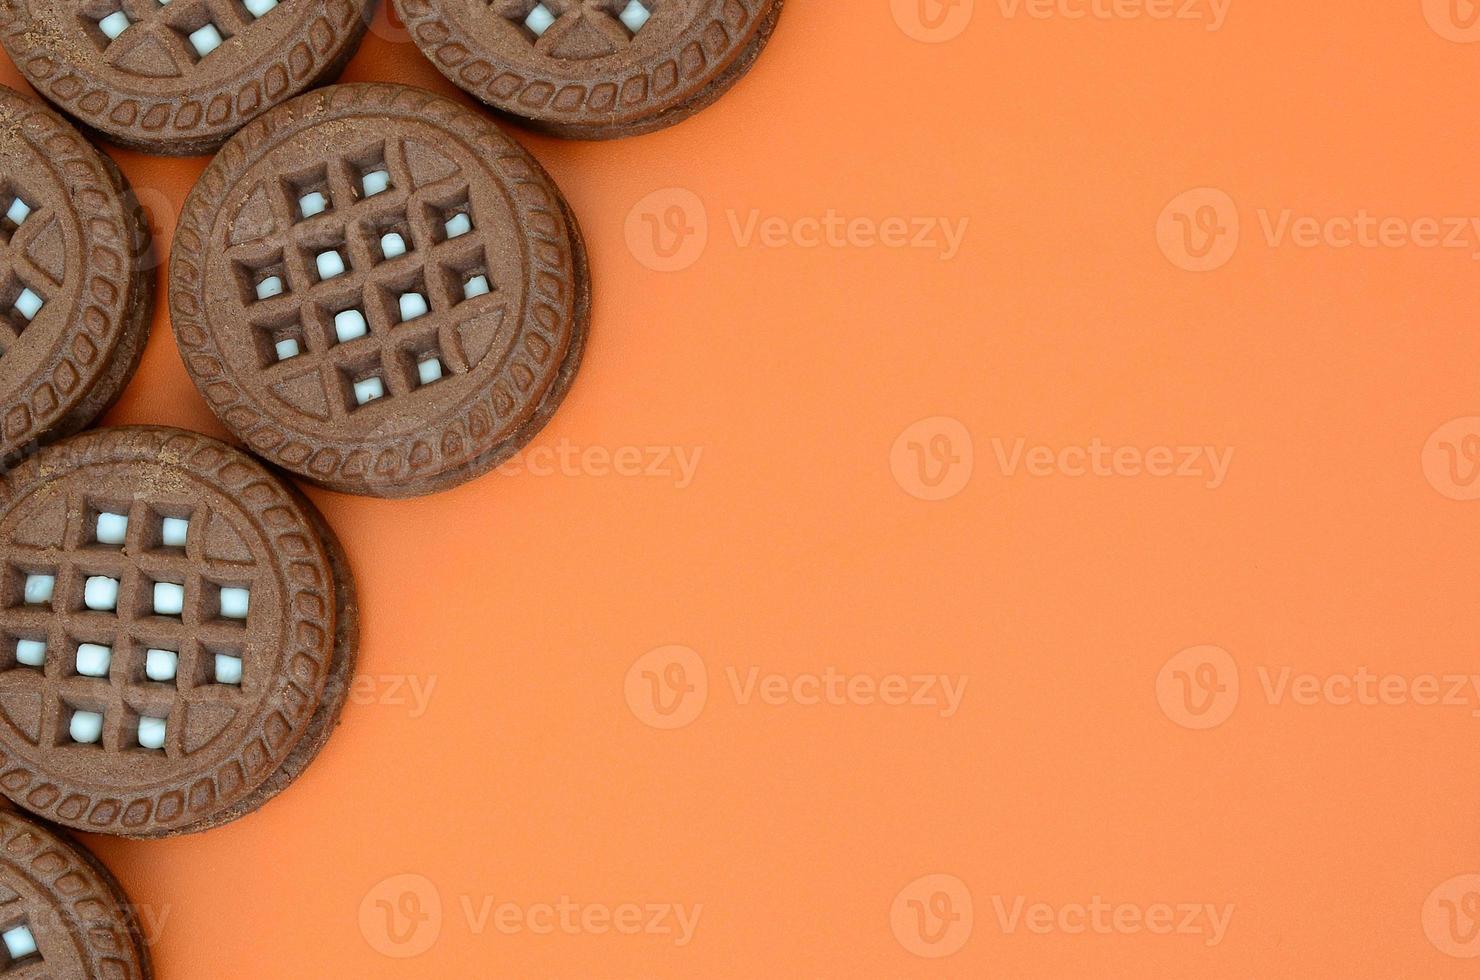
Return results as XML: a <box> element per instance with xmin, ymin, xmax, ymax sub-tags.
<box><xmin>0</xmin><ymin>185</ymin><xmax>52</xmax><ymax>361</ymax></box>
<box><xmin>0</xmin><ymin>492</ymin><xmax>256</xmax><ymax>759</ymax></box>
<box><xmin>227</xmin><ymin>138</ymin><xmax>503</xmax><ymax>423</ymax></box>
<box><xmin>499</xmin><ymin>0</ymin><xmax>655</xmax><ymax>53</ymax></box>
<box><xmin>77</xmin><ymin>0</ymin><xmax>286</xmax><ymax>78</ymax></box>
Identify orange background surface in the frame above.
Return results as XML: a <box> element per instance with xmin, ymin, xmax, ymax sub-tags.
<box><xmin>8</xmin><ymin>0</ymin><xmax>1480</xmax><ymax>975</ymax></box>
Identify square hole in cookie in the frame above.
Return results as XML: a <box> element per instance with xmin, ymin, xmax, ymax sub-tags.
<box><xmin>91</xmin><ymin>509</ymin><xmax>129</xmax><ymax>546</ymax></box>
<box><xmin>380</xmin><ymin>232</ymin><xmax>409</xmax><ymax>260</ymax></box>
<box><xmin>74</xmin><ymin>641</ymin><xmax>111</xmax><ymax>678</ymax></box>
<box><xmin>20</xmin><ymin>571</ymin><xmax>55</xmax><ymax>608</ymax></box>
<box><xmin>315</xmin><ymin>248</ymin><xmax>347</xmax><ymax>282</ymax></box>
<box><xmin>345</xmin><ymin>143</ymin><xmax>392</xmax><ymax>200</ymax></box>
<box><xmin>333</xmin><ymin>308</ymin><xmax>369</xmax><ymax>345</ymax></box>
<box><xmin>281</xmin><ymin>164</ymin><xmax>332</xmax><ymax>222</ymax></box>
<box><xmin>253</xmin><ymin>314</ymin><xmax>308</xmax><ymax>367</ymax></box>
<box><xmin>463</xmin><ymin>274</ymin><xmax>491</xmax><ymax>300</ymax></box>
<box><xmin>82</xmin><ymin>576</ymin><xmax>120</xmax><ymax>613</ymax></box>
<box><xmin>3</xmin><ymin>192</ymin><xmax>31</xmax><ymax>229</ymax></box>
<box><xmin>166</xmin><ymin>4</ymin><xmax>234</xmax><ymax>61</ymax></box>
<box><xmin>417</xmin><ymin>356</ymin><xmax>444</xmax><ymax>386</ymax></box>
<box><xmin>335</xmin><ymin>352</ymin><xmax>389</xmax><ymax>411</ymax></box>
<box><xmin>233</xmin><ymin>252</ymin><xmax>291</xmax><ymax>305</ymax></box>
<box><xmin>98</xmin><ymin>9</ymin><xmax>132</xmax><ymax>40</ymax></box>
<box><xmin>138</xmin><ymin>505</ymin><xmax>194</xmax><ymax>553</ymax></box>
<box><xmin>436</xmin><ymin>247</ymin><xmax>492</xmax><ymax>305</ymax></box>
<box><xmin>145</xmin><ymin>648</ymin><xmax>179</xmax><ymax>683</ymax></box>
<box><xmin>521</xmin><ymin>2</ymin><xmax>557</xmax><ymax>37</ymax></box>
<box><xmin>202</xmin><ymin>581</ymin><xmax>251</xmax><ymax>622</ymax></box>
<box><xmin>398</xmin><ymin>336</ymin><xmax>449</xmax><ymax>390</ymax></box>
<box><xmin>162</xmin><ymin>517</ymin><xmax>190</xmax><ymax>547</ymax></box>
<box><xmin>422</xmin><ymin>189</ymin><xmax>474</xmax><ymax>245</ymax></box>
<box><xmin>240</xmin><ymin>0</ymin><xmax>279</xmax><ymax>18</ymax></box>
<box><xmin>1</xmin><ymin>922</ymin><xmax>36</xmax><ymax>963</ymax></box>
<box><xmin>65</xmin><ymin>705</ymin><xmax>104</xmax><ymax>745</ymax></box>
<box><xmin>135</xmin><ymin>714</ymin><xmax>167</xmax><ymax>751</ymax></box>
<box><xmin>11</xmin><ymin>636</ymin><xmax>46</xmax><ymax>669</ymax></box>
<box><xmin>152</xmin><ymin>581</ymin><xmax>185</xmax><ymax>618</ymax></box>
<box><xmin>398</xmin><ymin>292</ymin><xmax>429</xmax><ymax>323</ymax></box>
<box><xmin>617</xmin><ymin>0</ymin><xmax>651</xmax><ymax>33</ymax></box>
<box><xmin>214</xmin><ymin>651</ymin><xmax>243</xmax><ymax>685</ymax></box>
<box><xmin>0</xmin><ymin>274</ymin><xmax>45</xmax><ymax>332</ymax></box>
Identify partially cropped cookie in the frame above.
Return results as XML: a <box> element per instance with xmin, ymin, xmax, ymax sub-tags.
<box><xmin>394</xmin><ymin>0</ymin><xmax>784</xmax><ymax>139</ymax></box>
<box><xmin>0</xmin><ymin>809</ymin><xmax>150</xmax><ymax>977</ymax></box>
<box><xmin>171</xmin><ymin>82</ymin><xmax>590</xmax><ymax>497</ymax></box>
<box><xmin>0</xmin><ymin>86</ymin><xmax>153</xmax><ymax>468</ymax></box>
<box><xmin>0</xmin><ymin>0</ymin><xmax>374</xmax><ymax>156</ymax></box>
<box><xmin>0</xmin><ymin>426</ymin><xmax>358</xmax><ymax>838</ymax></box>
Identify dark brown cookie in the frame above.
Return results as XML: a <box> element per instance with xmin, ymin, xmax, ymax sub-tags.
<box><xmin>0</xmin><ymin>809</ymin><xmax>151</xmax><ymax>977</ymax></box>
<box><xmin>0</xmin><ymin>86</ymin><xmax>153</xmax><ymax>472</ymax></box>
<box><xmin>393</xmin><ymin>0</ymin><xmax>784</xmax><ymax>140</ymax></box>
<box><xmin>0</xmin><ymin>0</ymin><xmax>374</xmax><ymax>156</ymax></box>
<box><xmin>170</xmin><ymin>82</ymin><xmax>590</xmax><ymax>497</ymax></box>
<box><xmin>0</xmin><ymin>425</ymin><xmax>359</xmax><ymax>838</ymax></box>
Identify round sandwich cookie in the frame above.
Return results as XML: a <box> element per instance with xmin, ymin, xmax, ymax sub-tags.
<box><xmin>0</xmin><ymin>0</ymin><xmax>374</xmax><ymax>156</ymax></box>
<box><xmin>0</xmin><ymin>86</ymin><xmax>153</xmax><ymax>471</ymax></box>
<box><xmin>0</xmin><ymin>426</ymin><xmax>359</xmax><ymax>838</ymax></box>
<box><xmin>171</xmin><ymin>82</ymin><xmax>590</xmax><ymax>497</ymax></box>
<box><xmin>393</xmin><ymin>0</ymin><xmax>784</xmax><ymax>140</ymax></box>
<box><xmin>0</xmin><ymin>808</ymin><xmax>151</xmax><ymax>977</ymax></box>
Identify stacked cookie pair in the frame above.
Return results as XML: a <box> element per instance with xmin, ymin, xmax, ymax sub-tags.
<box><xmin>0</xmin><ymin>0</ymin><xmax>785</xmax><ymax>973</ymax></box>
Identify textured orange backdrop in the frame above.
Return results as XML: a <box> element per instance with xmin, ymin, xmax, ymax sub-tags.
<box><xmin>8</xmin><ymin>0</ymin><xmax>1480</xmax><ymax>975</ymax></box>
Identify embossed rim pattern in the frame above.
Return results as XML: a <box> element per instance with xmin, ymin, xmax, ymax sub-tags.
<box><xmin>0</xmin><ymin>426</ymin><xmax>341</xmax><ymax>837</ymax></box>
<box><xmin>170</xmin><ymin>82</ymin><xmax>590</xmax><ymax>497</ymax></box>
<box><xmin>0</xmin><ymin>85</ymin><xmax>151</xmax><ymax>468</ymax></box>
<box><xmin>0</xmin><ymin>0</ymin><xmax>373</xmax><ymax>155</ymax></box>
<box><xmin>393</xmin><ymin>0</ymin><xmax>783</xmax><ymax>139</ymax></box>
<box><xmin>0</xmin><ymin>809</ymin><xmax>150</xmax><ymax>978</ymax></box>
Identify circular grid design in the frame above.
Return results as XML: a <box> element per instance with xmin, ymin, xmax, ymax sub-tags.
<box><xmin>171</xmin><ymin>83</ymin><xmax>588</xmax><ymax>496</ymax></box>
<box><xmin>0</xmin><ymin>0</ymin><xmax>373</xmax><ymax>153</ymax></box>
<box><xmin>0</xmin><ymin>427</ymin><xmax>337</xmax><ymax>836</ymax></box>
<box><xmin>0</xmin><ymin>810</ymin><xmax>147</xmax><ymax>978</ymax></box>
<box><xmin>0</xmin><ymin>86</ymin><xmax>147</xmax><ymax>470</ymax></box>
<box><xmin>394</xmin><ymin>0</ymin><xmax>780</xmax><ymax>136</ymax></box>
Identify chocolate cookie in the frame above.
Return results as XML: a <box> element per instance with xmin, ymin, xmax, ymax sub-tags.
<box><xmin>0</xmin><ymin>808</ymin><xmax>151</xmax><ymax>977</ymax></box>
<box><xmin>0</xmin><ymin>426</ymin><xmax>359</xmax><ymax>838</ymax></box>
<box><xmin>393</xmin><ymin>0</ymin><xmax>784</xmax><ymax>140</ymax></box>
<box><xmin>0</xmin><ymin>0</ymin><xmax>374</xmax><ymax>156</ymax></box>
<box><xmin>0</xmin><ymin>86</ymin><xmax>153</xmax><ymax>472</ymax></box>
<box><xmin>170</xmin><ymin>82</ymin><xmax>590</xmax><ymax>497</ymax></box>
